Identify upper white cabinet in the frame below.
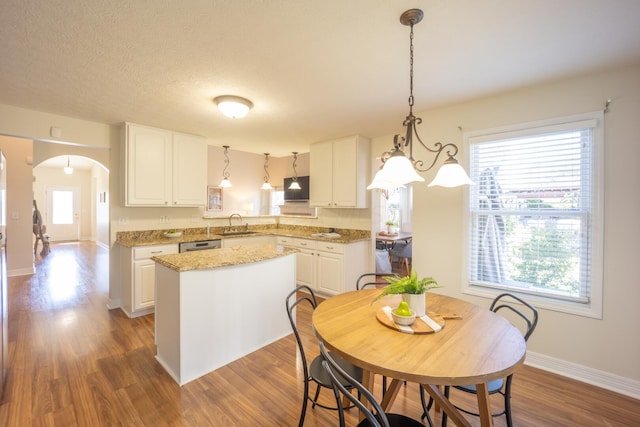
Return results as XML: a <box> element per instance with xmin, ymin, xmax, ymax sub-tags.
<box><xmin>309</xmin><ymin>135</ymin><xmax>370</xmax><ymax>208</ymax></box>
<box><xmin>123</xmin><ymin>123</ymin><xmax>207</xmax><ymax>206</ymax></box>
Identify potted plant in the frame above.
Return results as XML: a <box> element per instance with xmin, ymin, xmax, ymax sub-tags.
<box><xmin>385</xmin><ymin>220</ymin><xmax>395</xmax><ymax>234</ymax></box>
<box><xmin>371</xmin><ymin>269</ymin><xmax>440</xmax><ymax>316</ymax></box>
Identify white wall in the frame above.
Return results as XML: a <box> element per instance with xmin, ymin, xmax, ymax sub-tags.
<box><xmin>0</xmin><ymin>136</ymin><xmax>34</xmax><ymax>276</ymax></box>
<box><xmin>370</xmin><ymin>62</ymin><xmax>640</xmax><ymax>391</ymax></box>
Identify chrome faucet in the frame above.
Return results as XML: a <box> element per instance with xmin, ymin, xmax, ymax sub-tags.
<box><xmin>227</xmin><ymin>213</ymin><xmax>247</xmax><ymax>232</ymax></box>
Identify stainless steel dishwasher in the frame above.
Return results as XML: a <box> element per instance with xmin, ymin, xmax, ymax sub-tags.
<box><xmin>178</xmin><ymin>239</ymin><xmax>222</xmax><ymax>253</ymax></box>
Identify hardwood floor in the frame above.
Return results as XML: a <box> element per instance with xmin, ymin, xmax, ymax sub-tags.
<box><xmin>0</xmin><ymin>242</ymin><xmax>638</xmax><ymax>426</ymax></box>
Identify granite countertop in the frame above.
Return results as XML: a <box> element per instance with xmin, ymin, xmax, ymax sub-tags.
<box><xmin>152</xmin><ymin>244</ymin><xmax>298</xmax><ymax>272</ymax></box>
<box><xmin>116</xmin><ymin>226</ymin><xmax>370</xmax><ymax>247</ymax></box>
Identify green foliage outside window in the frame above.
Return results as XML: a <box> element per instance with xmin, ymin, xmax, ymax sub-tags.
<box><xmin>510</xmin><ymin>225</ymin><xmax>580</xmax><ymax>294</ymax></box>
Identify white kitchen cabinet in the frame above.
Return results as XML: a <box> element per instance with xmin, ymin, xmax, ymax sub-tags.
<box><xmin>277</xmin><ymin>236</ymin><xmax>369</xmax><ymax>296</ymax></box>
<box><xmin>310</xmin><ymin>135</ymin><xmax>370</xmax><ymax>208</ymax></box>
<box><xmin>120</xmin><ymin>243</ymin><xmax>179</xmax><ymax>318</ymax></box>
<box><xmin>172</xmin><ymin>132</ymin><xmax>209</xmax><ymax>206</ymax></box>
<box><xmin>123</xmin><ymin>123</ymin><xmax>207</xmax><ymax>206</ymax></box>
<box><xmin>277</xmin><ymin>236</ymin><xmax>316</xmax><ymax>289</ymax></box>
<box><xmin>315</xmin><ymin>245</ymin><xmax>343</xmax><ymax>295</ymax></box>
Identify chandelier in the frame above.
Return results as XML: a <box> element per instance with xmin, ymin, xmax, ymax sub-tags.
<box><xmin>368</xmin><ymin>9</ymin><xmax>474</xmax><ymax>190</ymax></box>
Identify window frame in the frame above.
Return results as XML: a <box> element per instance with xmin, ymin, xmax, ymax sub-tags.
<box><xmin>462</xmin><ymin>111</ymin><xmax>604</xmax><ymax>318</ymax></box>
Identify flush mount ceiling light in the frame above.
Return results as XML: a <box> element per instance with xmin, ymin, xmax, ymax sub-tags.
<box><xmin>288</xmin><ymin>152</ymin><xmax>301</xmax><ymax>190</ymax></box>
<box><xmin>214</xmin><ymin>95</ymin><xmax>253</xmax><ymax>119</ymax></box>
<box><xmin>64</xmin><ymin>156</ymin><xmax>73</xmax><ymax>174</ymax></box>
<box><xmin>219</xmin><ymin>145</ymin><xmax>232</xmax><ymax>188</ymax></box>
<box><xmin>261</xmin><ymin>153</ymin><xmax>273</xmax><ymax>190</ymax></box>
<box><xmin>367</xmin><ymin>9</ymin><xmax>474</xmax><ymax>190</ymax></box>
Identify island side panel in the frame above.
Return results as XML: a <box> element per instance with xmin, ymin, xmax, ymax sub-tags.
<box><xmin>154</xmin><ymin>264</ymin><xmax>182</xmax><ymax>384</ymax></box>
<box><xmin>160</xmin><ymin>253</ymin><xmax>296</xmax><ymax>385</ymax></box>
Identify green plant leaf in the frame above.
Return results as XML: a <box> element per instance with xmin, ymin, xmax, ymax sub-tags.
<box><xmin>371</xmin><ymin>268</ymin><xmax>440</xmax><ymax>304</ymax></box>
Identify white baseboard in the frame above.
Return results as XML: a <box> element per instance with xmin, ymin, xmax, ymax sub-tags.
<box><xmin>8</xmin><ymin>267</ymin><xmax>35</xmax><ymax>277</ymax></box>
<box><xmin>106</xmin><ymin>298</ymin><xmax>121</xmax><ymax>310</ymax></box>
<box><xmin>526</xmin><ymin>351</ymin><xmax>640</xmax><ymax>400</ymax></box>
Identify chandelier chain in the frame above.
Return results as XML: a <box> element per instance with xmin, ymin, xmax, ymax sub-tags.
<box><xmin>263</xmin><ymin>153</ymin><xmax>270</xmax><ymax>182</ymax></box>
<box><xmin>222</xmin><ymin>146</ymin><xmax>230</xmax><ymax>179</ymax></box>
<box><xmin>291</xmin><ymin>152</ymin><xmax>299</xmax><ymax>181</ymax></box>
<box><xmin>408</xmin><ymin>21</ymin><xmax>415</xmax><ymax>110</ymax></box>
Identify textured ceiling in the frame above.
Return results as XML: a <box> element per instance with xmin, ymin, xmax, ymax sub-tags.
<box><xmin>1</xmin><ymin>0</ymin><xmax>640</xmax><ymax>156</ymax></box>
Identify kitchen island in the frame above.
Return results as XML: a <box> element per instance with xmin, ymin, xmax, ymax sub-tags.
<box><xmin>152</xmin><ymin>244</ymin><xmax>297</xmax><ymax>385</ymax></box>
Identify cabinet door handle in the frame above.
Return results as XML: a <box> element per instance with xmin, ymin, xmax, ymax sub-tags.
<box><xmin>151</xmin><ymin>251</ymin><xmax>163</xmax><ymax>254</ymax></box>
<box><xmin>325</xmin><ymin>246</ymin><xmax>334</xmax><ymax>250</ymax></box>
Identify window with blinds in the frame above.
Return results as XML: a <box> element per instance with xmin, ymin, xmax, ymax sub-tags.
<box><xmin>465</xmin><ymin>112</ymin><xmax>603</xmax><ymax>315</ymax></box>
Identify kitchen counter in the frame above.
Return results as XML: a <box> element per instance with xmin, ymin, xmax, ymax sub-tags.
<box><xmin>152</xmin><ymin>244</ymin><xmax>297</xmax><ymax>272</ymax></box>
<box><xmin>154</xmin><ymin>244</ymin><xmax>295</xmax><ymax>385</ymax></box>
<box><xmin>116</xmin><ymin>226</ymin><xmax>369</xmax><ymax>247</ymax></box>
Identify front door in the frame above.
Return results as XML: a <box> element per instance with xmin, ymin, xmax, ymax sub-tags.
<box><xmin>45</xmin><ymin>186</ymin><xmax>80</xmax><ymax>242</ymax></box>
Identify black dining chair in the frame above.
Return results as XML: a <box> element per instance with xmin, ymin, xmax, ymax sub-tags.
<box><xmin>356</xmin><ymin>273</ymin><xmax>392</xmax><ymax>395</ymax></box>
<box><xmin>355</xmin><ymin>274</ymin><xmax>430</xmax><ymax>425</ymax></box>
<box><xmin>319</xmin><ymin>341</ymin><xmax>424</xmax><ymax>427</ymax></box>
<box><xmin>356</xmin><ymin>273</ymin><xmax>388</xmax><ymax>290</ymax></box>
<box><xmin>286</xmin><ymin>285</ymin><xmax>363</xmax><ymax>427</ymax></box>
<box><xmin>423</xmin><ymin>292</ymin><xmax>538</xmax><ymax>427</ymax></box>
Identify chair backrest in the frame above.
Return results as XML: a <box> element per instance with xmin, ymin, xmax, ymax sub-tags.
<box><xmin>391</xmin><ymin>241</ymin><xmax>412</xmax><ymax>258</ymax></box>
<box><xmin>490</xmin><ymin>293</ymin><xmax>538</xmax><ymax>341</ymax></box>
<box><xmin>285</xmin><ymin>285</ymin><xmax>318</xmax><ymax>381</ymax></box>
<box><xmin>356</xmin><ymin>273</ymin><xmax>388</xmax><ymax>290</ymax></box>
<box><xmin>319</xmin><ymin>342</ymin><xmax>390</xmax><ymax>427</ymax></box>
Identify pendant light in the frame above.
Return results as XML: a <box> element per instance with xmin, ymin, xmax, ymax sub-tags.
<box><xmin>219</xmin><ymin>145</ymin><xmax>232</xmax><ymax>188</ymax></box>
<box><xmin>288</xmin><ymin>152</ymin><xmax>301</xmax><ymax>190</ymax></box>
<box><xmin>64</xmin><ymin>156</ymin><xmax>73</xmax><ymax>174</ymax></box>
<box><xmin>368</xmin><ymin>9</ymin><xmax>474</xmax><ymax>189</ymax></box>
<box><xmin>261</xmin><ymin>153</ymin><xmax>273</xmax><ymax>190</ymax></box>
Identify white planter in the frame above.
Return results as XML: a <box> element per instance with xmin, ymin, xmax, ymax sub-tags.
<box><xmin>402</xmin><ymin>293</ymin><xmax>426</xmax><ymax>317</ymax></box>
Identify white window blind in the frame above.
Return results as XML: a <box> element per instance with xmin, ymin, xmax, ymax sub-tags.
<box><xmin>467</xmin><ymin>115</ymin><xmax>602</xmax><ymax>308</ymax></box>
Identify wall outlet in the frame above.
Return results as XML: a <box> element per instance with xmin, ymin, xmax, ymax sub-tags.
<box><xmin>117</xmin><ymin>216</ymin><xmax>128</xmax><ymax>225</ymax></box>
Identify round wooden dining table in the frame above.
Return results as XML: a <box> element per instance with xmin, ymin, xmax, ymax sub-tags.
<box><xmin>312</xmin><ymin>289</ymin><xmax>527</xmax><ymax>427</ymax></box>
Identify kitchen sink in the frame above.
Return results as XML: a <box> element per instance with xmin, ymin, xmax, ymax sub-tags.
<box><xmin>218</xmin><ymin>231</ymin><xmax>258</xmax><ymax>236</ymax></box>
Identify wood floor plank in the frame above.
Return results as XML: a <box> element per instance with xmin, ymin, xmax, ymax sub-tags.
<box><xmin>0</xmin><ymin>242</ymin><xmax>638</xmax><ymax>426</ymax></box>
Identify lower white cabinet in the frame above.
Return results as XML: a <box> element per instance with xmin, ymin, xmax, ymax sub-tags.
<box><xmin>120</xmin><ymin>243</ymin><xmax>178</xmax><ymax>318</ymax></box>
<box><xmin>277</xmin><ymin>236</ymin><xmax>369</xmax><ymax>296</ymax></box>
<box><xmin>277</xmin><ymin>237</ymin><xmax>316</xmax><ymax>289</ymax></box>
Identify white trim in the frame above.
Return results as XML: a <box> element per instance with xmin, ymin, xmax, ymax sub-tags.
<box><xmin>106</xmin><ymin>298</ymin><xmax>121</xmax><ymax>310</ymax></box>
<box><xmin>8</xmin><ymin>267</ymin><xmax>35</xmax><ymax>277</ymax></box>
<box><xmin>526</xmin><ymin>351</ymin><xmax>640</xmax><ymax>400</ymax></box>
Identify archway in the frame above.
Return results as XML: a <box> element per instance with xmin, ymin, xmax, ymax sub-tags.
<box><xmin>33</xmin><ymin>154</ymin><xmax>109</xmax><ymax>248</ymax></box>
